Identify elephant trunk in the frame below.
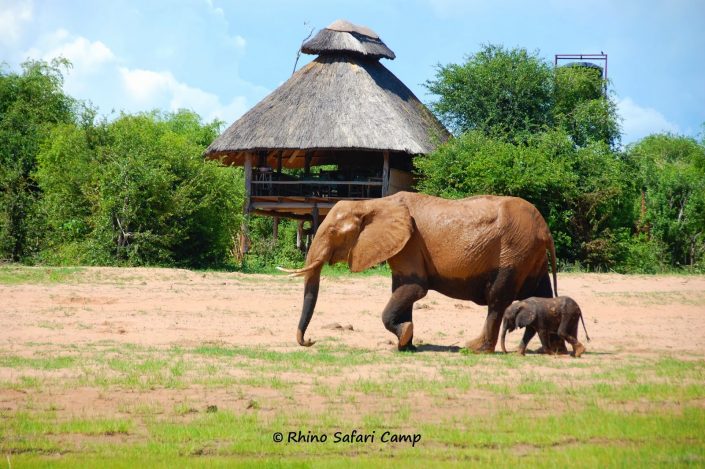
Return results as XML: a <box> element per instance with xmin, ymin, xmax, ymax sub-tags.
<box><xmin>500</xmin><ymin>321</ymin><xmax>508</xmax><ymax>353</ymax></box>
<box><xmin>296</xmin><ymin>236</ymin><xmax>330</xmax><ymax>347</ymax></box>
<box><xmin>297</xmin><ymin>269</ymin><xmax>321</xmax><ymax>347</ymax></box>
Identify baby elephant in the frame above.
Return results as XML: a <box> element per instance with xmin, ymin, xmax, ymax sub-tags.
<box><xmin>500</xmin><ymin>296</ymin><xmax>590</xmax><ymax>357</ymax></box>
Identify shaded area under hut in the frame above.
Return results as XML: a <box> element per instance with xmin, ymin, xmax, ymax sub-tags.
<box><xmin>204</xmin><ymin>19</ymin><xmax>449</xmax><ymax>249</ymax></box>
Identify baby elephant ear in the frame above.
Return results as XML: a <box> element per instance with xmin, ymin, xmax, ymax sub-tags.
<box><xmin>515</xmin><ymin>309</ymin><xmax>536</xmax><ymax>328</ymax></box>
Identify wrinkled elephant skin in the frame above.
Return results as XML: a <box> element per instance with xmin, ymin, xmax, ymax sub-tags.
<box><xmin>288</xmin><ymin>192</ymin><xmax>558</xmax><ymax>353</ymax></box>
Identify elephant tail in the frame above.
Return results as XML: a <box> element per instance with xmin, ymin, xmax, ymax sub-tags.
<box><xmin>580</xmin><ymin>311</ymin><xmax>591</xmax><ymax>342</ymax></box>
<box><xmin>548</xmin><ymin>235</ymin><xmax>558</xmax><ymax>297</ymax></box>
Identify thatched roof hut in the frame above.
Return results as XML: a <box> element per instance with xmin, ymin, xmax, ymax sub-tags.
<box><xmin>205</xmin><ymin>20</ymin><xmax>448</xmax><ymax>238</ymax></box>
<box><xmin>205</xmin><ymin>19</ymin><xmax>448</xmax><ymax>169</ymax></box>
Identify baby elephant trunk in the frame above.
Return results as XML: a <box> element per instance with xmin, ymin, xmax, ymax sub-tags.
<box><xmin>500</xmin><ymin>321</ymin><xmax>508</xmax><ymax>353</ymax></box>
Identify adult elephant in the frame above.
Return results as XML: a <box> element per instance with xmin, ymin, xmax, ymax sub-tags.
<box><xmin>282</xmin><ymin>191</ymin><xmax>557</xmax><ymax>353</ymax></box>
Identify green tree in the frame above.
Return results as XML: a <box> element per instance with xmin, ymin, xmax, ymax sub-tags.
<box><xmin>0</xmin><ymin>59</ymin><xmax>79</xmax><ymax>260</ymax></box>
<box><xmin>426</xmin><ymin>45</ymin><xmax>620</xmax><ymax>148</ymax></box>
<box><xmin>553</xmin><ymin>65</ymin><xmax>620</xmax><ymax>148</ymax></box>
<box><xmin>566</xmin><ymin>141</ymin><xmax>636</xmax><ymax>268</ymax></box>
<box><xmin>425</xmin><ymin>44</ymin><xmax>553</xmax><ymax>139</ymax></box>
<box><xmin>415</xmin><ymin>129</ymin><xmax>636</xmax><ymax>269</ymax></box>
<box><xmin>35</xmin><ymin>111</ymin><xmax>244</xmax><ymax>267</ymax></box>
<box><xmin>415</xmin><ymin>130</ymin><xmax>575</xmax><ymax>257</ymax></box>
<box><xmin>628</xmin><ymin>134</ymin><xmax>705</xmax><ymax>268</ymax></box>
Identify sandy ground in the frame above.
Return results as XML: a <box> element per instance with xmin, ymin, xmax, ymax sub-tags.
<box><xmin>1</xmin><ymin>268</ymin><xmax>704</xmax><ymax>427</ymax></box>
<box><xmin>1</xmin><ymin>268</ymin><xmax>704</xmax><ymax>355</ymax></box>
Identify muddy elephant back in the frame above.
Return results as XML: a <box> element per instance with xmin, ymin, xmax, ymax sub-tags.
<box><xmin>497</xmin><ymin>198</ymin><xmax>552</xmax><ymax>264</ymax></box>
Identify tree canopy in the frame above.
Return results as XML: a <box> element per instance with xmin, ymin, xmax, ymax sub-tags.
<box><xmin>419</xmin><ymin>45</ymin><xmax>703</xmax><ymax>272</ymax></box>
<box><xmin>426</xmin><ymin>44</ymin><xmax>620</xmax><ymax>148</ymax></box>
<box><xmin>1</xmin><ymin>56</ymin><xmax>702</xmax><ymax>273</ymax></box>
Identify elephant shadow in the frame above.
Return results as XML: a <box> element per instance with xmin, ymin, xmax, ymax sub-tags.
<box><xmin>414</xmin><ymin>343</ymin><xmax>462</xmax><ymax>353</ymax></box>
<box><xmin>412</xmin><ymin>344</ymin><xmax>613</xmax><ymax>356</ymax></box>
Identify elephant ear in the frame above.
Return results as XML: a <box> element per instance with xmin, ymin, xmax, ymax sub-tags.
<box><xmin>516</xmin><ymin>309</ymin><xmax>536</xmax><ymax>328</ymax></box>
<box><xmin>348</xmin><ymin>202</ymin><xmax>413</xmax><ymax>273</ymax></box>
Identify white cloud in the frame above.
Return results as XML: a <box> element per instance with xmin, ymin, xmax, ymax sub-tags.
<box><xmin>119</xmin><ymin>67</ymin><xmax>248</xmax><ymax>122</ymax></box>
<box><xmin>618</xmin><ymin>97</ymin><xmax>680</xmax><ymax>144</ymax></box>
<box><xmin>0</xmin><ymin>0</ymin><xmax>33</xmax><ymax>46</ymax></box>
<box><xmin>19</xmin><ymin>22</ymin><xmax>253</xmax><ymax>124</ymax></box>
<box><xmin>22</xmin><ymin>30</ymin><xmax>118</xmax><ymax>96</ymax></box>
<box><xmin>26</xmin><ymin>29</ymin><xmax>116</xmax><ymax>71</ymax></box>
<box><xmin>202</xmin><ymin>0</ymin><xmax>246</xmax><ymax>52</ymax></box>
<box><xmin>227</xmin><ymin>35</ymin><xmax>246</xmax><ymax>50</ymax></box>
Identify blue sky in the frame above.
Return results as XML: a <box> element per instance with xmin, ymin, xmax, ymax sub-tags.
<box><xmin>1</xmin><ymin>0</ymin><xmax>703</xmax><ymax>144</ymax></box>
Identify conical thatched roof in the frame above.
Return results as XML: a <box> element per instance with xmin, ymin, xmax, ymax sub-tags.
<box><xmin>301</xmin><ymin>19</ymin><xmax>395</xmax><ymax>60</ymax></box>
<box><xmin>205</xmin><ymin>20</ymin><xmax>449</xmax><ymax>166</ymax></box>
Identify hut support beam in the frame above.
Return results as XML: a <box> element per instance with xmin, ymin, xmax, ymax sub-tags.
<box><xmin>273</xmin><ymin>216</ymin><xmax>279</xmax><ymax>241</ymax></box>
<box><xmin>382</xmin><ymin>151</ymin><xmax>390</xmax><ymax>196</ymax></box>
<box><xmin>304</xmin><ymin>153</ymin><xmax>312</xmax><ymax>177</ymax></box>
<box><xmin>241</xmin><ymin>154</ymin><xmax>253</xmax><ymax>254</ymax></box>
<box><xmin>296</xmin><ymin>221</ymin><xmax>305</xmax><ymax>251</ymax></box>
<box><xmin>312</xmin><ymin>204</ymin><xmax>319</xmax><ymax>236</ymax></box>
<box><xmin>244</xmin><ymin>154</ymin><xmax>253</xmax><ymax>211</ymax></box>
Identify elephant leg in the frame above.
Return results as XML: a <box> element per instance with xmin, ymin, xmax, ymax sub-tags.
<box><xmin>517</xmin><ymin>327</ymin><xmax>537</xmax><ymax>355</ymax></box>
<box><xmin>381</xmin><ymin>282</ymin><xmax>426</xmax><ymax>351</ymax></box>
<box><xmin>549</xmin><ymin>335</ymin><xmax>568</xmax><ymax>354</ymax></box>
<box><xmin>467</xmin><ymin>269</ymin><xmax>515</xmax><ymax>353</ymax></box>
<box><xmin>538</xmin><ymin>330</ymin><xmax>555</xmax><ymax>355</ymax></box>
<box><xmin>534</xmin><ymin>271</ymin><xmax>554</xmax><ymax>298</ymax></box>
<box><xmin>558</xmin><ymin>316</ymin><xmax>585</xmax><ymax>357</ymax></box>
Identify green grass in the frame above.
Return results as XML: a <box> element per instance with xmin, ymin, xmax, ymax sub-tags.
<box><xmin>0</xmin><ymin>354</ymin><xmax>77</xmax><ymax>370</ymax></box>
<box><xmin>0</xmin><ymin>265</ymin><xmax>84</xmax><ymax>284</ymax></box>
<box><xmin>2</xmin><ymin>341</ymin><xmax>705</xmax><ymax>466</ymax></box>
<box><xmin>3</xmin><ymin>406</ymin><xmax>704</xmax><ymax>467</ymax></box>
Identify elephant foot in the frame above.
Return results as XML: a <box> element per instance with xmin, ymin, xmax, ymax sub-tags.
<box><xmin>549</xmin><ymin>337</ymin><xmax>569</xmax><ymax>355</ymax></box>
<box><xmin>397</xmin><ymin>322</ymin><xmax>414</xmax><ymax>351</ymax></box>
<box><xmin>572</xmin><ymin>342</ymin><xmax>586</xmax><ymax>358</ymax></box>
<box><xmin>398</xmin><ymin>343</ymin><xmax>417</xmax><ymax>352</ymax></box>
<box><xmin>466</xmin><ymin>335</ymin><xmax>496</xmax><ymax>354</ymax></box>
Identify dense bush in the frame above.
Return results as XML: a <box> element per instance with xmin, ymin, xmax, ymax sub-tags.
<box><xmin>0</xmin><ymin>59</ymin><xmax>80</xmax><ymax>261</ymax></box>
<box><xmin>426</xmin><ymin>44</ymin><xmax>620</xmax><ymax>148</ymax></box>
<box><xmin>244</xmin><ymin>217</ymin><xmax>305</xmax><ymax>272</ymax></box>
<box><xmin>2</xmin><ymin>58</ymin><xmax>703</xmax><ymax>273</ymax></box>
<box><xmin>415</xmin><ymin>130</ymin><xmax>636</xmax><ymax>269</ymax></box>
<box><xmin>35</xmin><ymin>111</ymin><xmax>243</xmax><ymax>267</ymax></box>
<box><xmin>421</xmin><ymin>44</ymin><xmax>703</xmax><ymax>272</ymax></box>
<box><xmin>627</xmin><ymin>134</ymin><xmax>705</xmax><ymax>269</ymax></box>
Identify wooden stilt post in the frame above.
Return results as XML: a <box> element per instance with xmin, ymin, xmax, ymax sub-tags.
<box><xmin>304</xmin><ymin>152</ymin><xmax>312</xmax><ymax>177</ymax></box>
<box><xmin>273</xmin><ymin>216</ymin><xmax>279</xmax><ymax>242</ymax></box>
<box><xmin>312</xmin><ymin>204</ymin><xmax>319</xmax><ymax>236</ymax></box>
<box><xmin>382</xmin><ymin>151</ymin><xmax>390</xmax><ymax>197</ymax></box>
<box><xmin>241</xmin><ymin>154</ymin><xmax>253</xmax><ymax>254</ymax></box>
<box><xmin>296</xmin><ymin>220</ymin><xmax>304</xmax><ymax>251</ymax></box>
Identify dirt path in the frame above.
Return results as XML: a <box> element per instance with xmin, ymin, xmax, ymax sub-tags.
<box><xmin>2</xmin><ymin>268</ymin><xmax>704</xmax><ymax>355</ymax></box>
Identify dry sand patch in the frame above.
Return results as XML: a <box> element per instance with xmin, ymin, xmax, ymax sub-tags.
<box><xmin>1</xmin><ymin>268</ymin><xmax>704</xmax><ymax>430</ymax></box>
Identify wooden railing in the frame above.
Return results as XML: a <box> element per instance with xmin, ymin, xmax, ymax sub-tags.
<box><xmin>250</xmin><ymin>178</ymin><xmax>383</xmax><ymax>199</ymax></box>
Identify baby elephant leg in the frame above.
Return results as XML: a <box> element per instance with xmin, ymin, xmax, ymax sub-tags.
<box><xmin>517</xmin><ymin>328</ymin><xmax>536</xmax><ymax>355</ymax></box>
<box><xmin>558</xmin><ymin>317</ymin><xmax>585</xmax><ymax>358</ymax></box>
<box><xmin>537</xmin><ymin>330</ymin><xmax>557</xmax><ymax>355</ymax></box>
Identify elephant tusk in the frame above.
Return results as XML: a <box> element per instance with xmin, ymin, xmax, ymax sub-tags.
<box><xmin>277</xmin><ymin>265</ymin><xmax>317</xmax><ymax>277</ymax></box>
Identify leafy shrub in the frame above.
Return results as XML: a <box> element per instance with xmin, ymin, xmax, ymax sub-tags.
<box><xmin>35</xmin><ymin>111</ymin><xmax>243</xmax><ymax>267</ymax></box>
